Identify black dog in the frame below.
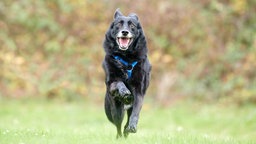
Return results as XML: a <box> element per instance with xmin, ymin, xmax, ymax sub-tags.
<box><xmin>102</xmin><ymin>9</ymin><xmax>151</xmax><ymax>138</ymax></box>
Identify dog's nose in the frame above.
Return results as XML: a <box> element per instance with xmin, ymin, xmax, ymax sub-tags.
<box><xmin>121</xmin><ymin>31</ymin><xmax>129</xmax><ymax>36</ymax></box>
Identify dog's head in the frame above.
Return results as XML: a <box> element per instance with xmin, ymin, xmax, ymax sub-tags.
<box><xmin>110</xmin><ymin>9</ymin><xmax>141</xmax><ymax>51</ymax></box>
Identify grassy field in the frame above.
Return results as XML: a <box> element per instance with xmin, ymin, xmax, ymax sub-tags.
<box><xmin>0</xmin><ymin>99</ymin><xmax>255</xmax><ymax>144</ymax></box>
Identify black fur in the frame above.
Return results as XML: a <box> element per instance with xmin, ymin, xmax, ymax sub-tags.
<box><xmin>102</xmin><ymin>9</ymin><xmax>151</xmax><ymax>138</ymax></box>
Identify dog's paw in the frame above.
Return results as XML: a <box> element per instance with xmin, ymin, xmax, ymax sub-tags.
<box><xmin>119</xmin><ymin>88</ymin><xmax>133</xmax><ymax>104</ymax></box>
<box><xmin>109</xmin><ymin>89</ymin><xmax>119</xmax><ymax>98</ymax></box>
<box><xmin>124</xmin><ymin>124</ymin><xmax>137</xmax><ymax>133</ymax></box>
<box><xmin>119</xmin><ymin>87</ymin><xmax>131</xmax><ymax>97</ymax></box>
<box><xmin>123</xmin><ymin>95</ymin><xmax>133</xmax><ymax>104</ymax></box>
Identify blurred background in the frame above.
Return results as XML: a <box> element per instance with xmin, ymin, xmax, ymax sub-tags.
<box><xmin>0</xmin><ymin>0</ymin><xmax>256</xmax><ymax>106</ymax></box>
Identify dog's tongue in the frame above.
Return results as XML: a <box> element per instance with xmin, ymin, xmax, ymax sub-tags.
<box><xmin>119</xmin><ymin>38</ymin><xmax>130</xmax><ymax>47</ymax></box>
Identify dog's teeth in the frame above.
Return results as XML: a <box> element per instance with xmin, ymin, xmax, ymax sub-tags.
<box><xmin>119</xmin><ymin>38</ymin><xmax>130</xmax><ymax>47</ymax></box>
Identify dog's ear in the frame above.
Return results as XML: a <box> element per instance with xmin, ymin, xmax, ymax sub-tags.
<box><xmin>128</xmin><ymin>13</ymin><xmax>139</xmax><ymax>21</ymax></box>
<box><xmin>110</xmin><ymin>22</ymin><xmax>114</xmax><ymax>29</ymax></box>
<box><xmin>114</xmin><ymin>8</ymin><xmax>123</xmax><ymax>19</ymax></box>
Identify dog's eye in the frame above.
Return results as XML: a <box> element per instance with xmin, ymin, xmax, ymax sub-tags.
<box><xmin>130</xmin><ymin>24</ymin><xmax>136</xmax><ymax>29</ymax></box>
<box><xmin>116</xmin><ymin>22</ymin><xmax>122</xmax><ymax>28</ymax></box>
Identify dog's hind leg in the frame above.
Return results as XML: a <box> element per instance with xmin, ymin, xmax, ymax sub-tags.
<box><xmin>104</xmin><ymin>94</ymin><xmax>114</xmax><ymax>123</ymax></box>
<box><xmin>105</xmin><ymin>94</ymin><xmax>125</xmax><ymax>138</ymax></box>
<box><xmin>124</xmin><ymin>94</ymin><xmax>144</xmax><ymax>134</ymax></box>
<box><xmin>123</xmin><ymin>108</ymin><xmax>132</xmax><ymax>138</ymax></box>
<box><xmin>112</xmin><ymin>101</ymin><xmax>125</xmax><ymax>138</ymax></box>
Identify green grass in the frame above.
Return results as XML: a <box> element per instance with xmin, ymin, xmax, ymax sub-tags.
<box><xmin>0</xmin><ymin>99</ymin><xmax>255</xmax><ymax>144</ymax></box>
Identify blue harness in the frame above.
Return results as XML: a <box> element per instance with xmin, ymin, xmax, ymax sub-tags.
<box><xmin>114</xmin><ymin>56</ymin><xmax>138</xmax><ymax>79</ymax></box>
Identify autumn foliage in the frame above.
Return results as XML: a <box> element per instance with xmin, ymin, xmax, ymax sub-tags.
<box><xmin>0</xmin><ymin>0</ymin><xmax>255</xmax><ymax>105</ymax></box>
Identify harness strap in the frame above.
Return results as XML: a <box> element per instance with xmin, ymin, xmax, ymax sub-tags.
<box><xmin>114</xmin><ymin>56</ymin><xmax>138</xmax><ymax>79</ymax></box>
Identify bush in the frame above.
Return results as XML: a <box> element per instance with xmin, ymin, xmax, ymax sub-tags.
<box><xmin>0</xmin><ymin>0</ymin><xmax>255</xmax><ymax>105</ymax></box>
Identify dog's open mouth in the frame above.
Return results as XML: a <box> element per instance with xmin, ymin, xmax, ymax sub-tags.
<box><xmin>116</xmin><ymin>37</ymin><xmax>133</xmax><ymax>51</ymax></box>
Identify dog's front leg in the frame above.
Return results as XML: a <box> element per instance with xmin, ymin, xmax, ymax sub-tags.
<box><xmin>124</xmin><ymin>94</ymin><xmax>144</xmax><ymax>133</ymax></box>
<box><xmin>109</xmin><ymin>81</ymin><xmax>131</xmax><ymax>99</ymax></box>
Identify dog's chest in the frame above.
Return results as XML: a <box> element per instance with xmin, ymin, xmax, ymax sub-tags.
<box><xmin>114</xmin><ymin>56</ymin><xmax>141</xmax><ymax>80</ymax></box>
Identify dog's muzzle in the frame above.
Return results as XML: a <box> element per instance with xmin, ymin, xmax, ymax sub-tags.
<box><xmin>116</xmin><ymin>30</ymin><xmax>133</xmax><ymax>51</ymax></box>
